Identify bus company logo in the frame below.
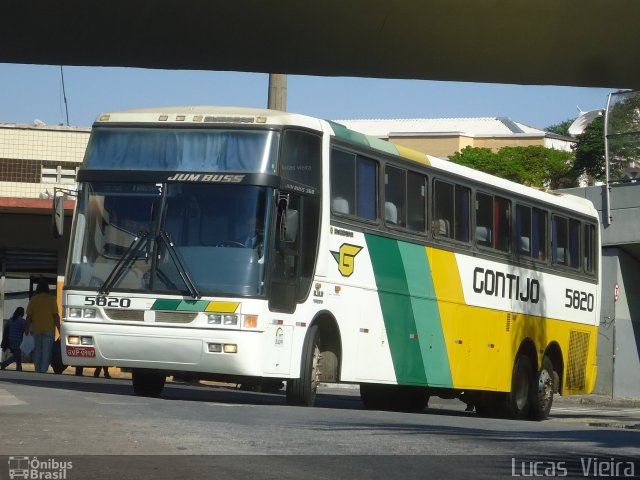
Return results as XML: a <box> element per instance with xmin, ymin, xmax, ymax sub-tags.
<box><xmin>8</xmin><ymin>456</ymin><xmax>73</xmax><ymax>479</ymax></box>
<box><xmin>166</xmin><ymin>173</ymin><xmax>245</xmax><ymax>183</ymax></box>
<box><xmin>331</xmin><ymin>243</ymin><xmax>363</xmax><ymax>277</ymax></box>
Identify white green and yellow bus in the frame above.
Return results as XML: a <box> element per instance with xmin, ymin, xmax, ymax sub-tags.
<box><xmin>59</xmin><ymin>106</ymin><xmax>600</xmax><ymax>420</ymax></box>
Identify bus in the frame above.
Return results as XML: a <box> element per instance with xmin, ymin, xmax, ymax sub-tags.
<box><xmin>58</xmin><ymin>106</ymin><xmax>601</xmax><ymax>420</ymax></box>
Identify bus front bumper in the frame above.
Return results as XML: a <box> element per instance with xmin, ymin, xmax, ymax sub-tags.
<box><xmin>61</xmin><ymin>322</ymin><xmax>266</xmax><ymax>377</ymax></box>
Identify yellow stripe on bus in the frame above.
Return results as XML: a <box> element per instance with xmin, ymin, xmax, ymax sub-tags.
<box><xmin>426</xmin><ymin>247</ymin><xmax>598</xmax><ymax>393</ymax></box>
<box><xmin>396</xmin><ymin>145</ymin><xmax>430</xmax><ymax>165</ymax></box>
<box><xmin>205</xmin><ymin>301</ymin><xmax>240</xmax><ymax>313</ymax></box>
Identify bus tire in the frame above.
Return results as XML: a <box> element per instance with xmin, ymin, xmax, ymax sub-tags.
<box><xmin>531</xmin><ymin>356</ymin><xmax>554</xmax><ymax>421</ymax></box>
<box><xmin>509</xmin><ymin>355</ymin><xmax>534</xmax><ymax>420</ymax></box>
<box><xmin>286</xmin><ymin>325</ymin><xmax>321</xmax><ymax>407</ymax></box>
<box><xmin>132</xmin><ymin>370</ymin><xmax>166</xmax><ymax>397</ymax></box>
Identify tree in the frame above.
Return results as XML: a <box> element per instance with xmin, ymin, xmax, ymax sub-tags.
<box><xmin>448</xmin><ymin>145</ymin><xmax>578</xmax><ymax>189</ymax></box>
<box><xmin>573</xmin><ymin>116</ymin><xmax>606</xmax><ymax>183</ymax></box>
<box><xmin>545</xmin><ymin>119</ymin><xmax>574</xmax><ymax>137</ymax></box>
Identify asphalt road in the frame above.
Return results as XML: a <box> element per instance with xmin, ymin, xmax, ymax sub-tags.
<box><xmin>0</xmin><ymin>371</ymin><xmax>638</xmax><ymax>480</ymax></box>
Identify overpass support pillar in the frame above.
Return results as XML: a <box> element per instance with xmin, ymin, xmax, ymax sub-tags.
<box><xmin>268</xmin><ymin>74</ymin><xmax>287</xmax><ymax>111</ymax></box>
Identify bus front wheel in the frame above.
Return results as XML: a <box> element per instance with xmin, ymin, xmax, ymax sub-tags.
<box><xmin>132</xmin><ymin>370</ymin><xmax>166</xmax><ymax>397</ymax></box>
<box><xmin>286</xmin><ymin>325</ymin><xmax>321</xmax><ymax>407</ymax></box>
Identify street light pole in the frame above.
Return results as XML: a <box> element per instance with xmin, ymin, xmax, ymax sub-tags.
<box><xmin>604</xmin><ymin>93</ymin><xmax>613</xmax><ymax>226</ymax></box>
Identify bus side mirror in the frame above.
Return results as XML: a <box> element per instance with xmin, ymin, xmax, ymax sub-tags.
<box><xmin>52</xmin><ymin>195</ymin><xmax>65</xmax><ymax>238</ymax></box>
<box><xmin>283</xmin><ymin>209</ymin><xmax>298</xmax><ymax>243</ymax></box>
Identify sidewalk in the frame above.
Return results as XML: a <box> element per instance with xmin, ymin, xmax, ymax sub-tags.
<box><xmin>553</xmin><ymin>393</ymin><xmax>640</xmax><ymax>409</ymax></box>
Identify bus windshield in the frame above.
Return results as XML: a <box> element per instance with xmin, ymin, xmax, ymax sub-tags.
<box><xmin>84</xmin><ymin>128</ymin><xmax>279</xmax><ymax>173</ymax></box>
<box><xmin>68</xmin><ymin>181</ymin><xmax>272</xmax><ymax>297</ymax></box>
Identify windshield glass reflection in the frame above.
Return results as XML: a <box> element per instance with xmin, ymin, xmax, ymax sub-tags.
<box><xmin>68</xmin><ymin>182</ymin><xmax>271</xmax><ymax>297</ymax></box>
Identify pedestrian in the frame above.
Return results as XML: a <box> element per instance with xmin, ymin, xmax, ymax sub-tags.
<box><xmin>1</xmin><ymin>307</ymin><xmax>27</xmax><ymax>371</ymax></box>
<box><xmin>94</xmin><ymin>366</ymin><xmax>111</xmax><ymax>379</ymax></box>
<box><xmin>24</xmin><ymin>279</ymin><xmax>61</xmax><ymax>373</ymax></box>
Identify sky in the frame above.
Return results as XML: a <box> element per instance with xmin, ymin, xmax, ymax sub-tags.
<box><xmin>0</xmin><ymin>63</ymin><xmax>616</xmax><ymax>131</ymax></box>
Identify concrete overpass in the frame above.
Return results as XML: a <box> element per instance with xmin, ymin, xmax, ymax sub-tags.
<box><xmin>2</xmin><ymin>0</ymin><xmax>640</xmax><ymax>397</ymax></box>
<box><xmin>3</xmin><ymin>0</ymin><xmax>640</xmax><ymax>89</ymax></box>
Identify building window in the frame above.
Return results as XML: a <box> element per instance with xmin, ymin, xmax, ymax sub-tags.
<box><xmin>41</xmin><ymin>165</ymin><xmax>78</xmax><ymax>184</ymax></box>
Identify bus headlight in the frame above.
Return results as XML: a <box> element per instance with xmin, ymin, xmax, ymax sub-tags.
<box><xmin>207</xmin><ymin>314</ymin><xmax>222</xmax><ymax>325</ymax></box>
<box><xmin>223</xmin><ymin>314</ymin><xmax>238</xmax><ymax>326</ymax></box>
<box><xmin>68</xmin><ymin>308</ymin><xmax>96</xmax><ymax>319</ymax></box>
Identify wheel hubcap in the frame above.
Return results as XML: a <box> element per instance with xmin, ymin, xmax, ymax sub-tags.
<box><xmin>538</xmin><ymin>369</ymin><xmax>553</xmax><ymax>406</ymax></box>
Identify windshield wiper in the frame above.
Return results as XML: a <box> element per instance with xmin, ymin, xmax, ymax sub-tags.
<box><xmin>159</xmin><ymin>230</ymin><xmax>200</xmax><ymax>299</ymax></box>
<box><xmin>99</xmin><ymin>231</ymin><xmax>149</xmax><ymax>295</ymax></box>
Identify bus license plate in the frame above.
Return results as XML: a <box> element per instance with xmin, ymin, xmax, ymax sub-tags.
<box><xmin>66</xmin><ymin>346</ymin><xmax>96</xmax><ymax>358</ymax></box>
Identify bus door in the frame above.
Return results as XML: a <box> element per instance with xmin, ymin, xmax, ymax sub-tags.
<box><xmin>268</xmin><ymin>191</ymin><xmax>321</xmax><ymax>314</ymax></box>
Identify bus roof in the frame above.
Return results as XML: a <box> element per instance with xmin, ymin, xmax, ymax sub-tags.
<box><xmin>93</xmin><ymin>105</ymin><xmax>327</xmax><ymax>131</ymax></box>
<box><xmin>94</xmin><ymin>106</ymin><xmax>598</xmax><ymax>219</ymax></box>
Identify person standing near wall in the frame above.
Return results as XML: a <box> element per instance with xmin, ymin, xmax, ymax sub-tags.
<box><xmin>1</xmin><ymin>307</ymin><xmax>26</xmax><ymax>371</ymax></box>
<box><xmin>24</xmin><ymin>280</ymin><xmax>60</xmax><ymax>373</ymax></box>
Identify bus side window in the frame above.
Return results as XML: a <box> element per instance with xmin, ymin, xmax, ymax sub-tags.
<box><xmin>532</xmin><ymin>207</ymin><xmax>548</xmax><ymax>261</ymax></box>
<box><xmin>330</xmin><ymin>149</ymin><xmax>356</xmax><ymax>216</ymax></box>
<box><xmin>475</xmin><ymin>192</ymin><xmax>493</xmax><ymax>247</ymax></box>
<box><xmin>407</xmin><ymin>171</ymin><xmax>427</xmax><ymax>232</ymax></box>
<box><xmin>330</xmin><ymin>148</ymin><xmax>378</xmax><ymax>221</ymax></box>
<box><xmin>552</xmin><ymin>215</ymin><xmax>568</xmax><ymax>265</ymax></box>
<box><xmin>385</xmin><ymin>165</ymin><xmax>406</xmax><ymax>227</ymax></box>
<box><xmin>433</xmin><ymin>180</ymin><xmax>454</xmax><ymax>238</ymax></box>
<box><xmin>494</xmin><ymin>196</ymin><xmax>511</xmax><ymax>252</ymax></box>
<box><xmin>584</xmin><ymin>223</ymin><xmax>596</xmax><ymax>273</ymax></box>
<box><xmin>569</xmin><ymin>219</ymin><xmax>581</xmax><ymax>268</ymax></box>
<box><xmin>454</xmin><ymin>185</ymin><xmax>470</xmax><ymax>242</ymax></box>
<box><xmin>516</xmin><ymin>205</ymin><xmax>532</xmax><ymax>256</ymax></box>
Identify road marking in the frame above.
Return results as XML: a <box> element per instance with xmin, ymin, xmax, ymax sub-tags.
<box><xmin>0</xmin><ymin>388</ymin><xmax>27</xmax><ymax>406</ymax></box>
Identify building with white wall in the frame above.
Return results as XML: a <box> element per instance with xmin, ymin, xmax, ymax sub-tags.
<box><xmin>335</xmin><ymin>117</ymin><xmax>574</xmax><ymax>158</ymax></box>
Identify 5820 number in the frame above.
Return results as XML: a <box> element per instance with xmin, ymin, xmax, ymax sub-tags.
<box><xmin>84</xmin><ymin>296</ymin><xmax>131</xmax><ymax>308</ymax></box>
<box><xmin>564</xmin><ymin>289</ymin><xmax>594</xmax><ymax>312</ymax></box>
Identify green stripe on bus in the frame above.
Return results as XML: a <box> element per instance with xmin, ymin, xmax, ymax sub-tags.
<box><xmin>365</xmin><ymin>234</ymin><xmax>427</xmax><ymax>385</ymax></box>
<box><xmin>328</xmin><ymin>120</ymin><xmax>399</xmax><ymax>156</ymax></box>
<box><xmin>151</xmin><ymin>299</ymin><xmax>209</xmax><ymax>311</ymax></box>
<box><xmin>151</xmin><ymin>299</ymin><xmax>181</xmax><ymax>310</ymax></box>
<box><xmin>397</xmin><ymin>242</ymin><xmax>453</xmax><ymax>388</ymax></box>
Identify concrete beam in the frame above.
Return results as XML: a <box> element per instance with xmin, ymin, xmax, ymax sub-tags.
<box><xmin>2</xmin><ymin>0</ymin><xmax>639</xmax><ymax>89</ymax></box>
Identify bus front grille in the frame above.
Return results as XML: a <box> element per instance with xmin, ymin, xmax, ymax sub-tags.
<box><xmin>154</xmin><ymin>311</ymin><xmax>198</xmax><ymax>324</ymax></box>
<box><xmin>104</xmin><ymin>309</ymin><xmax>145</xmax><ymax>321</ymax></box>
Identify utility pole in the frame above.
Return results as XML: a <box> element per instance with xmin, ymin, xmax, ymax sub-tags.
<box><xmin>268</xmin><ymin>74</ymin><xmax>287</xmax><ymax>111</ymax></box>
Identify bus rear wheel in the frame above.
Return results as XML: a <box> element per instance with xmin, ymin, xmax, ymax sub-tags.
<box><xmin>508</xmin><ymin>355</ymin><xmax>534</xmax><ymax>420</ymax></box>
<box><xmin>531</xmin><ymin>356</ymin><xmax>555</xmax><ymax>420</ymax></box>
<box><xmin>286</xmin><ymin>325</ymin><xmax>321</xmax><ymax>407</ymax></box>
<box><xmin>132</xmin><ymin>370</ymin><xmax>166</xmax><ymax>397</ymax></box>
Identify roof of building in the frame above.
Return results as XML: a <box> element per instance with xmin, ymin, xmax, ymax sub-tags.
<box><xmin>333</xmin><ymin>117</ymin><xmax>547</xmax><ymax>138</ymax></box>
<box><xmin>0</xmin><ymin>122</ymin><xmax>91</xmax><ymax>133</ymax></box>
